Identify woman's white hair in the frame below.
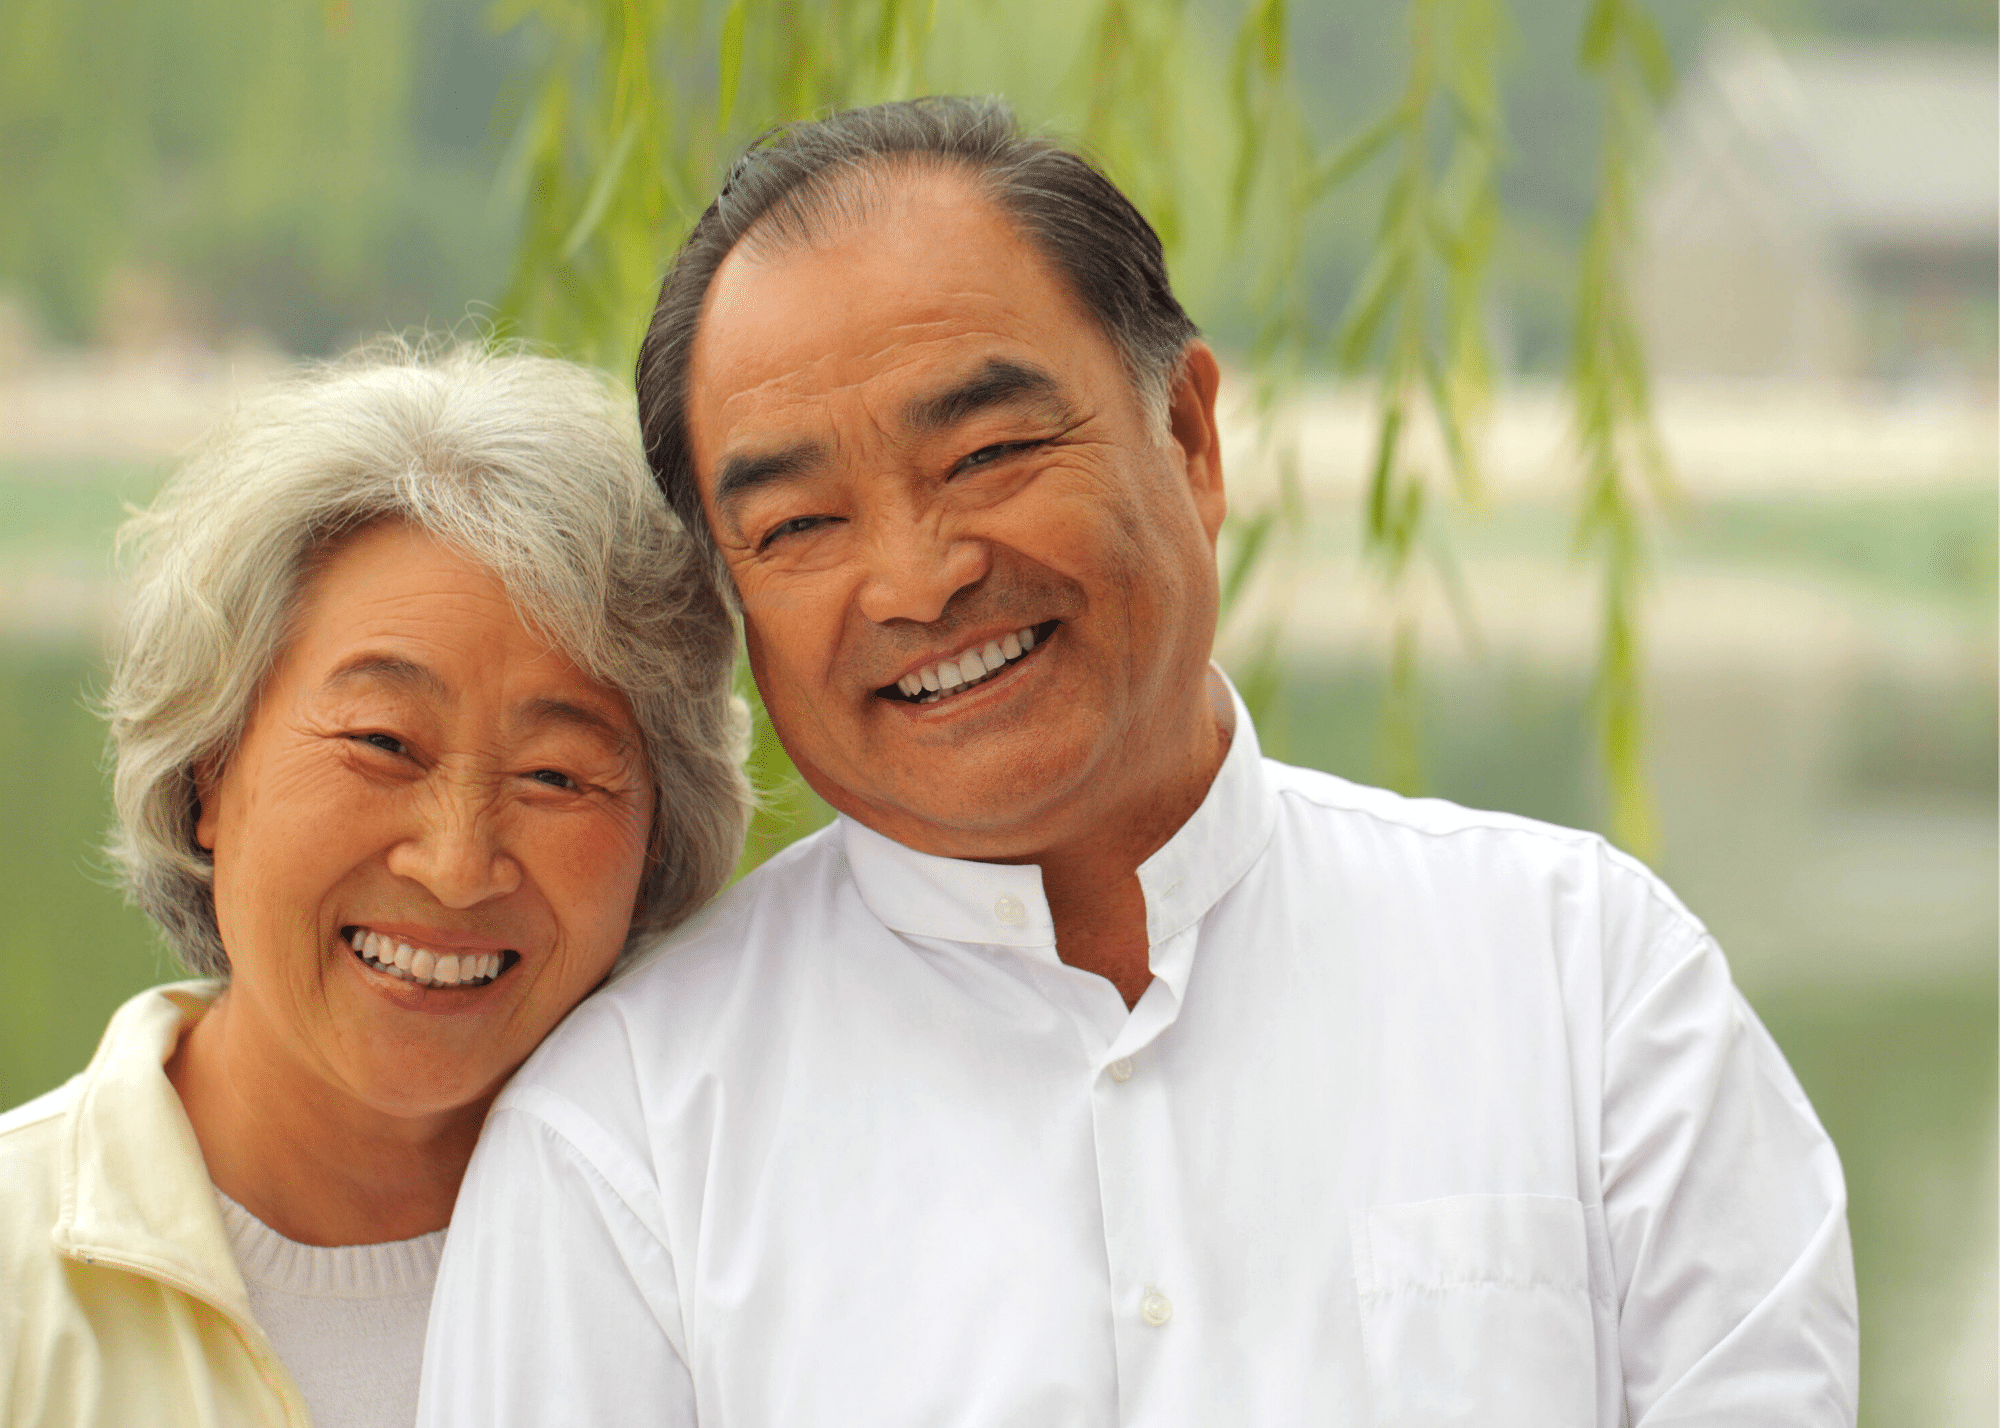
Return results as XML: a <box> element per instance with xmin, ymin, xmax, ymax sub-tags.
<box><xmin>106</xmin><ymin>337</ymin><xmax>752</xmax><ymax>978</ymax></box>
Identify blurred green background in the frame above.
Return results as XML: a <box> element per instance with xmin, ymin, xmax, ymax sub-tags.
<box><xmin>1</xmin><ymin>0</ymin><xmax>1993</xmax><ymax>1423</ymax></box>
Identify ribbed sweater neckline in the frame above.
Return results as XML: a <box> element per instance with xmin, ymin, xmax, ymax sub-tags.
<box><xmin>213</xmin><ymin>1189</ymin><xmax>446</xmax><ymax>1299</ymax></box>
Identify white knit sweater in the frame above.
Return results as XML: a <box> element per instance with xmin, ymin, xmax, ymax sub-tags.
<box><xmin>216</xmin><ymin>1191</ymin><xmax>446</xmax><ymax>1428</ymax></box>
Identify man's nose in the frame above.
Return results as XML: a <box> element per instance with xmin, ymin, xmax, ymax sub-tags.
<box><xmin>854</xmin><ymin>510</ymin><xmax>991</xmax><ymax>627</ymax></box>
<box><xmin>384</xmin><ymin>783</ymin><xmax>522</xmax><ymax>909</ymax></box>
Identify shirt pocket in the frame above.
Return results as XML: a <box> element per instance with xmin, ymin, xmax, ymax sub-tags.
<box><xmin>1350</xmin><ymin>1193</ymin><xmax>1598</xmax><ymax>1428</ymax></box>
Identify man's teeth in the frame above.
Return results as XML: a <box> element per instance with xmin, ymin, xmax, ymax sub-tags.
<box><xmin>350</xmin><ymin>929</ymin><xmax>505</xmax><ymax>989</ymax></box>
<box><xmin>895</xmin><ymin>625</ymin><xmax>1038</xmax><ymax>703</ymax></box>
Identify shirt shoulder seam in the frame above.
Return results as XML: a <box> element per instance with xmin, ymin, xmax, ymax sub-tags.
<box><xmin>487</xmin><ymin>1085</ymin><xmax>667</xmax><ymax>1244</ymax></box>
<box><xmin>478</xmin><ymin>1088</ymin><xmax>691</xmax><ymax>1366</ymax></box>
<box><xmin>1268</xmin><ymin>766</ymin><xmax>1603</xmax><ymax>851</ymax></box>
<box><xmin>1604</xmin><ymin>921</ymin><xmax>1716</xmax><ymax>1038</ymax></box>
<box><xmin>1267</xmin><ymin>762</ymin><xmax>1714</xmax><ymax>971</ymax></box>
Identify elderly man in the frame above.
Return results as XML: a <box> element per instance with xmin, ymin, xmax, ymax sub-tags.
<box><xmin>419</xmin><ymin>98</ymin><xmax>1857</xmax><ymax>1426</ymax></box>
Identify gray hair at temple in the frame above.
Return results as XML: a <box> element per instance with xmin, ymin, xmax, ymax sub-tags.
<box><xmin>634</xmin><ymin>95</ymin><xmax>1202</xmax><ymax>588</ymax></box>
<box><xmin>105</xmin><ymin>338</ymin><xmax>752</xmax><ymax>979</ymax></box>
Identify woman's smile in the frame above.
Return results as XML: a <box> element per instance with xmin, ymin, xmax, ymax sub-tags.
<box><xmin>343</xmin><ymin>926</ymin><xmax>518</xmax><ymax>991</ymax></box>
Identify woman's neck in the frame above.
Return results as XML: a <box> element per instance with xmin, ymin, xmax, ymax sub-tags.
<box><xmin>166</xmin><ymin>989</ymin><xmax>488</xmax><ymax>1247</ymax></box>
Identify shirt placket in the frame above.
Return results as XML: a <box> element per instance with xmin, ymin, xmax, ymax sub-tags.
<box><xmin>1089</xmin><ymin>923</ymin><xmax>1200</xmax><ymax>1426</ymax></box>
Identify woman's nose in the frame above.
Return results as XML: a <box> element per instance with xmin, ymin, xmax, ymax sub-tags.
<box><xmin>854</xmin><ymin>514</ymin><xmax>992</xmax><ymax>627</ymax></box>
<box><xmin>384</xmin><ymin>786</ymin><xmax>522</xmax><ymax>908</ymax></box>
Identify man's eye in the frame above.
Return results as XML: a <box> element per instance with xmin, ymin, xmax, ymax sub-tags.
<box><xmin>954</xmin><ymin>441</ymin><xmax>1039</xmax><ymax>475</ymax></box>
<box><xmin>357</xmin><ymin>733</ymin><xmax>408</xmax><ymax>756</ymax></box>
<box><xmin>531</xmin><ymin>769</ymin><xmax>577</xmax><ymax>790</ymax></box>
<box><xmin>758</xmin><ymin>515</ymin><xmax>837</xmax><ymax>551</ymax></box>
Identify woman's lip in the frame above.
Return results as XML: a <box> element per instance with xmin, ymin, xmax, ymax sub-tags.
<box><xmin>345</xmin><ymin>947</ymin><xmax>507</xmax><ymax>1015</ymax></box>
<box><xmin>353</xmin><ymin>921</ymin><xmax>517</xmax><ymax>955</ymax></box>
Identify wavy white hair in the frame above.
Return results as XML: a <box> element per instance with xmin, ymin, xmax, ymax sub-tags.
<box><xmin>105</xmin><ymin>338</ymin><xmax>752</xmax><ymax>978</ymax></box>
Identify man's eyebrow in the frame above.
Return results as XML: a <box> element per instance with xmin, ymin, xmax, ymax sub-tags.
<box><xmin>714</xmin><ymin>440</ymin><xmax>826</xmax><ymax>510</ymax></box>
<box><xmin>516</xmin><ymin>696</ymin><xmax>635</xmax><ymax>753</ymax></box>
<box><xmin>903</xmin><ymin>358</ymin><xmax>1070</xmax><ymax>435</ymax></box>
<box><xmin>322</xmin><ymin>654</ymin><xmax>450</xmax><ymax>701</ymax></box>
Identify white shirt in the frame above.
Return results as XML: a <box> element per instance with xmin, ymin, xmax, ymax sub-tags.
<box><xmin>419</xmin><ymin>675</ymin><xmax>1857</xmax><ymax>1428</ymax></box>
<box><xmin>216</xmin><ymin>1190</ymin><xmax>444</xmax><ymax>1428</ymax></box>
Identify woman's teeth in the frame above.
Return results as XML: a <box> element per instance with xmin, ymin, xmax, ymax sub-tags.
<box><xmin>894</xmin><ymin>624</ymin><xmax>1039</xmax><ymax>704</ymax></box>
<box><xmin>350</xmin><ymin>928</ymin><xmax>505</xmax><ymax>989</ymax></box>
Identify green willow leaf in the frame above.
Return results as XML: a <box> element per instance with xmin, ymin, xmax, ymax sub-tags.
<box><xmin>1256</xmin><ymin>0</ymin><xmax>1286</xmax><ymax>72</ymax></box>
<box><xmin>1303</xmin><ymin>109</ymin><xmax>1399</xmax><ymax>206</ymax></box>
<box><xmin>1625</xmin><ymin>4</ymin><xmax>1674</xmax><ymax>98</ymax></box>
<box><xmin>1334</xmin><ymin>244</ymin><xmax>1406</xmax><ymax>373</ymax></box>
<box><xmin>1220</xmin><ymin>509</ymin><xmax>1277</xmax><ymax>615</ymax></box>
<box><xmin>1366</xmin><ymin>402</ymin><xmax>1405</xmax><ymax>541</ymax></box>
<box><xmin>718</xmin><ymin>0</ymin><xmax>747</xmax><ymax>126</ymax></box>
<box><xmin>558</xmin><ymin>113</ymin><xmax>640</xmax><ymax>261</ymax></box>
<box><xmin>1578</xmin><ymin>0</ymin><xmax>1619</xmax><ymax>70</ymax></box>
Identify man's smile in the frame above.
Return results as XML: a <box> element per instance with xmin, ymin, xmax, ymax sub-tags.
<box><xmin>876</xmin><ymin>620</ymin><xmax>1060</xmax><ymax>705</ymax></box>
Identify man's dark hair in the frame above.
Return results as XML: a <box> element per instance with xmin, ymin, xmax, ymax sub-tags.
<box><xmin>634</xmin><ymin>95</ymin><xmax>1200</xmax><ymax>577</ymax></box>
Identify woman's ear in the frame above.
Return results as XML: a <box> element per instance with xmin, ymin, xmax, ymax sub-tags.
<box><xmin>192</xmin><ymin>760</ymin><xmax>223</xmax><ymax>853</ymax></box>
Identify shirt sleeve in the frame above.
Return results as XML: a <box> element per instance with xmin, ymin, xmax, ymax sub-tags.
<box><xmin>1601</xmin><ymin>922</ymin><xmax>1860</xmax><ymax>1425</ymax></box>
<box><xmin>417</xmin><ymin>1088</ymin><xmax>697</xmax><ymax>1428</ymax></box>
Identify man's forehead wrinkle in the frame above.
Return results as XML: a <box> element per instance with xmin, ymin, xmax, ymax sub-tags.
<box><xmin>713</xmin><ymin>327</ymin><xmax>1036</xmax><ymax>432</ymax></box>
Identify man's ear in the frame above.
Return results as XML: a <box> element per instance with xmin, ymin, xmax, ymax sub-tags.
<box><xmin>1167</xmin><ymin>342</ymin><xmax>1226</xmax><ymax>544</ymax></box>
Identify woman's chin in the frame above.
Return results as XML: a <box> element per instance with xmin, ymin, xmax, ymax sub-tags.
<box><xmin>327</xmin><ymin>949</ymin><xmax>524</xmax><ymax>1118</ymax></box>
<box><xmin>336</xmin><ymin>1042</ymin><xmax>506</xmax><ymax>1125</ymax></box>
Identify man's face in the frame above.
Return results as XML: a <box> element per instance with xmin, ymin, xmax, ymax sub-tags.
<box><xmin>686</xmin><ymin>170</ymin><xmax>1225</xmax><ymax>858</ymax></box>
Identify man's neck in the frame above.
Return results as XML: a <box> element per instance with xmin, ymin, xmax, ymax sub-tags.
<box><xmin>1037</xmin><ymin>693</ymin><xmax>1232</xmax><ymax>1006</ymax></box>
<box><xmin>166</xmin><ymin>992</ymin><xmax>488</xmax><ymax>1247</ymax></box>
<box><xmin>810</xmin><ymin>669</ymin><xmax>1237</xmax><ymax>1009</ymax></box>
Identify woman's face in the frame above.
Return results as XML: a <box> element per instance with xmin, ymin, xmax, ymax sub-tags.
<box><xmin>196</xmin><ymin>521</ymin><xmax>654</xmax><ymax>1120</ymax></box>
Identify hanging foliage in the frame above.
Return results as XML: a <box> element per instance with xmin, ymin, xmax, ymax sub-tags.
<box><xmin>492</xmin><ymin>0</ymin><xmax>1673</xmax><ymax>864</ymax></box>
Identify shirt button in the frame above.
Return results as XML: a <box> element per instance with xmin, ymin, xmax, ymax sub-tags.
<box><xmin>1108</xmin><ymin>1057</ymin><xmax>1134</xmax><ymax>1083</ymax></box>
<box><xmin>1140</xmin><ymin>1288</ymin><xmax>1173</xmax><ymax>1326</ymax></box>
<box><xmin>994</xmin><ymin>894</ymin><xmax>1026</xmax><ymax>926</ymax></box>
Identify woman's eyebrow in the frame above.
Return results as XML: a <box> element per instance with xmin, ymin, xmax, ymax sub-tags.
<box><xmin>516</xmin><ymin>696</ymin><xmax>636</xmax><ymax>753</ymax></box>
<box><xmin>322</xmin><ymin>653</ymin><xmax>450</xmax><ymax>702</ymax></box>
<box><xmin>902</xmin><ymin>358</ymin><xmax>1071</xmax><ymax>435</ymax></box>
<box><xmin>321</xmin><ymin>657</ymin><xmax>631</xmax><ymax>753</ymax></box>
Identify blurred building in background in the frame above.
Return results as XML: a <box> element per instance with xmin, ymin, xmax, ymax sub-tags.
<box><xmin>1638</xmin><ymin>23</ymin><xmax>1998</xmax><ymax>391</ymax></box>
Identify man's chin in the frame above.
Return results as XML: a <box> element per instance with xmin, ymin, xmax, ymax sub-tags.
<box><xmin>807</xmin><ymin>733</ymin><xmax>1106</xmax><ymax>860</ymax></box>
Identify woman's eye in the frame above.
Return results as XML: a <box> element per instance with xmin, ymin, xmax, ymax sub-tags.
<box><xmin>358</xmin><ymin>733</ymin><xmax>408</xmax><ymax>756</ymax></box>
<box><xmin>531</xmin><ymin>769</ymin><xmax>578</xmax><ymax>790</ymax></box>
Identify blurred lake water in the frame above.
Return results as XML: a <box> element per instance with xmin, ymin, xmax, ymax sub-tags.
<box><xmin>0</xmin><ymin>362</ymin><xmax>1992</xmax><ymax>1427</ymax></box>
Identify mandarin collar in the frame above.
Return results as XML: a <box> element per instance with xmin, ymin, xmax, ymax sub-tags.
<box><xmin>839</xmin><ymin>667</ymin><xmax>1277</xmax><ymax>967</ymax></box>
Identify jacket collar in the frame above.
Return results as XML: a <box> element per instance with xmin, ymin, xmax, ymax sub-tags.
<box><xmin>840</xmin><ymin>664</ymin><xmax>1278</xmax><ymax>987</ymax></box>
<box><xmin>50</xmin><ymin>981</ymin><xmax>253</xmax><ymax>1317</ymax></box>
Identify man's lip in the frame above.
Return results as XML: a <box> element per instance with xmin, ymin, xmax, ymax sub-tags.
<box><xmin>351</xmin><ymin>922</ymin><xmax>517</xmax><ymax>955</ymax></box>
<box><xmin>874</xmin><ymin>619</ymin><xmax>1059</xmax><ymax>693</ymax></box>
<box><xmin>881</xmin><ymin>624</ymin><xmax>1057</xmax><ymax>715</ymax></box>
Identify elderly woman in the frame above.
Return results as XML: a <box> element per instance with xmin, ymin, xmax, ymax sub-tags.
<box><xmin>0</xmin><ymin>342</ymin><xmax>749</xmax><ymax>1427</ymax></box>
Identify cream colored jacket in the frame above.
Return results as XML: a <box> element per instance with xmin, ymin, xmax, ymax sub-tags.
<box><xmin>0</xmin><ymin>982</ymin><xmax>311</xmax><ymax>1427</ymax></box>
